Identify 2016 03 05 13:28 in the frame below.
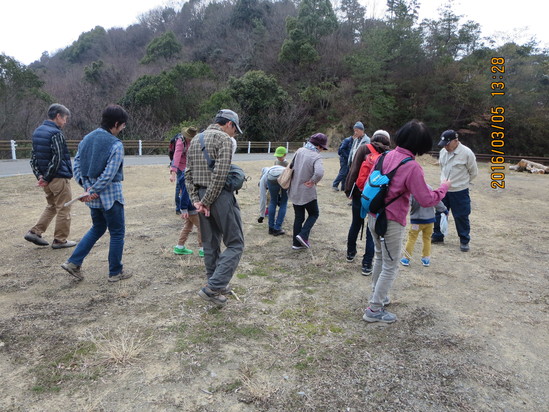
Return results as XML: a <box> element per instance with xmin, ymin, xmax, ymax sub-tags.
<box><xmin>490</xmin><ymin>57</ymin><xmax>505</xmax><ymax>189</ymax></box>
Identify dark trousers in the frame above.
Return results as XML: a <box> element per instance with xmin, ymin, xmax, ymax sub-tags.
<box><xmin>292</xmin><ymin>199</ymin><xmax>319</xmax><ymax>246</ymax></box>
<box><xmin>433</xmin><ymin>189</ymin><xmax>471</xmax><ymax>245</ymax></box>
<box><xmin>332</xmin><ymin>157</ymin><xmax>349</xmax><ymax>189</ymax></box>
<box><xmin>175</xmin><ymin>170</ymin><xmax>182</xmax><ymax>211</ymax></box>
<box><xmin>347</xmin><ymin>194</ymin><xmax>374</xmax><ymax>266</ymax></box>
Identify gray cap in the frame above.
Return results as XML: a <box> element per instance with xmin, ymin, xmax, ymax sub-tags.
<box><xmin>217</xmin><ymin>109</ymin><xmax>242</xmax><ymax>134</ymax></box>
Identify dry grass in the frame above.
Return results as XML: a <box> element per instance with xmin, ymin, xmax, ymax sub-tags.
<box><xmin>0</xmin><ymin>157</ymin><xmax>548</xmax><ymax>411</ymax></box>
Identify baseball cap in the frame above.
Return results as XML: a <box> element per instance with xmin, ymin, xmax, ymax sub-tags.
<box><xmin>438</xmin><ymin>129</ymin><xmax>458</xmax><ymax>148</ymax></box>
<box><xmin>273</xmin><ymin>146</ymin><xmax>287</xmax><ymax>157</ymax></box>
<box><xmin>216</xmin><ymin>109</ymin><xmax>242</xmax><ymax>134</ymax></box>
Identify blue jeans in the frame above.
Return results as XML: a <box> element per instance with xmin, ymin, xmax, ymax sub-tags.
<box><xmin>347</xmin><ymin>194</ymin><xmax>374</xmax><ymax>266</ymax></box>
<box><xmin>433</xmin><ymin>189</ymin><xmax>471</xmax><ymax>244</ymax></box>
<box><xmin>293</xmin><ymin>199</ymin><xmax>319</xmax><ymax>246</ymax></box>
<box><xmin>332</xmin><ymin>156</ymin><xmax>349</xmax><ymax>189</ymax></box>
<box><xmin>267</xmin><ymin>179</ymin><xmax>288</xmax><ymax>231</ymax></box>
<box><xmin>175</xmin><ymin>170</ymin><xmax>182</xmax><ymax>211</ymax></box>
<box><xmin>177</xmin><ymin>172</ymin><xmax>195</xmax><ymax>212</ymax></box>
<box><xmin>68</xmin><ymin>201</ymin><xmax>125</xmax><ymax>276</ymax></box>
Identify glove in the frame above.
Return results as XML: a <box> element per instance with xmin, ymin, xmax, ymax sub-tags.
<box><xmin>257</xmin><ymin>216</ymin><xmax>264</xmax><ymax>223</ymax></box>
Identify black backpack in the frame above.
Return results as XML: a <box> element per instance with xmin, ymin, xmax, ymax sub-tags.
<box><xmin>168</xmin><ymin>133</ymin><xmax>182</xmax><ymax>161</ymax></box>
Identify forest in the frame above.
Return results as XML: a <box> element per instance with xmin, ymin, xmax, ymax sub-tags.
<box><xmin>1</xmin><ymin>0</ymin><xmax>548</xmax><ymax>156</ymax></box>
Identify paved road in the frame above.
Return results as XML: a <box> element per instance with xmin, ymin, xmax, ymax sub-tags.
<box><xmin>0</xmin><ymin>152</ymin><xmax>337</xmax><ymax>178</ymax></box>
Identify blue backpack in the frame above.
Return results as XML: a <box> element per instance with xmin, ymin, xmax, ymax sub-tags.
<box><xmin>360</xmin><ymin>152</ymin><xmax>412</xmax><ymax>219</ymax></box>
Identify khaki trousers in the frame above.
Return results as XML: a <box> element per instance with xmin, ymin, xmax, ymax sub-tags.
<box><xmin>404</xmin><ymin>223</ymin><xmax>433</xmax><ymax>259</ymax></box>
<box><xmin>31</xmin><ymin>178</ymin><xmax>72</xmax><ymax>242</ymax></box>
<box><xmin>178</xmin><ymin>214</ymin><xmax>202</xmax><ymax>247</ymax></box>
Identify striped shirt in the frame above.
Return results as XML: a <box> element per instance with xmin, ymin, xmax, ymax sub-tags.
<box><xmin>185</xmin><ymin>124</ymin><xmax>232</xmax><ymax>208</ymax></box>
<box><xmin>73</xmin><ymin>140</ymin><xmax>125</xmax><ymax>210</ymax></box>
<box><xmin>30</xmin><ymin>132</ymin><xmax>66</xmax><ymax>181</ymax></box>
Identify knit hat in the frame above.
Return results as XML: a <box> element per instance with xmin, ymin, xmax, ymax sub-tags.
<box><xmin>273</xmin><ymin>146</ymin><xmax>287</xmax><ymax>157</ymax></box>
<box><xmin>353</xmin><ymin>121</ymin><xmax>364</xmax><ymax>131</ymax></box>
<box><xmin>438</xmin><ymin>129</ymin><xmax>458</xmax><ymax>148</ymax></box>
<box><xmin>182</xmin><ymin>126</ymin><xmax>198</xmax><ymax>139</ymax></box>
<box><xmin>216</xmin><ymin>109</ymin><xmax>243</xmax><ymax>134</ymax></box>
<box><xmin>371</xmin><ymin>130</ymin><xmax>391</xmax><ymax>146</ymax></box>
<box><xmin>309</xmin><ymin>133</ymin><xmax>328</xmax><ymax>150</ymax></box>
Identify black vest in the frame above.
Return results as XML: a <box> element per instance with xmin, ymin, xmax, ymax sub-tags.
<box><xmin>32</xmin><ymin>120</ymin><xmax>73</xmax><ymax>179</ymax></box>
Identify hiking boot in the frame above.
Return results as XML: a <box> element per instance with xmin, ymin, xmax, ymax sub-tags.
<box><xmin>460</xmin><ymin>243</ymin><xmax>470</xmax><ymax>252</ymax></box>
<box><xmin>295</xmin><ymin>235</ymin><xmax>310</xmax><ymax>249</ymax></box>
<box><xmin>108</xmin><ymin>271</ymin><xmax>132</xmax><ymax>282</ymax></box>
<box><xmin>421</xmin><ymin>257</ymin><xmax>431</xmax><ymax>267</ymax></box>
<box><xmin>174</xmin><ymin>245</ymin><xmax>193</xmax><ymax>255</ymax></box>
<box><xmin>431</xmin><ymin>237</ymin><xmax>444</xmax><ymax>244</ymax></box>
<box><xmin>203</xmin><ymin>284</ymin><xmax>232</xmax><ymax>295</ymax></box>
<box><xmin>24</xmin><ymin>231</ymin><xmax>49</xmax><ymax>246</ymax></box>
<box><xmin>362</xmin><ymin>307</ymin><xmax>397</xmax><ymax>323</ymax></box>
<box><xmin>400</xmin><ymin>257</ymin><xmax>410</xmax><ymax>266</ymax></box>
<box><xmin>199</xmin><ymin>248</ymin><xmax>204</xmax><ymax>258</ymax></box>
<box><xmin>52</xmin><ymin>240</ymin><xmax>77</xmax><ymax>249</ymax></box>
<box><xmin>198</xmin><ymin>286</ymin><xmax>228</xmax><ymax>307</ymax></box>
<box><xmin>268</xmin><ymin>227</ymin><xmax>274</xmax><ymax>235</ymax></box>
<box><xmin>346</xmin><ymin>252</ymin><xmax>356</xmax><ymax>263</ymax></box>
<box><xmin>361</xmin><ymin>264</ymin><xmax>372</xmax><ymax>276</ymax></box>
<box><xmin>272</xmin><ymin>229</ymin><xmax>285</xmax><ymax>236</ymax></box>
<box><xmin>61</xmin><ymin>261</ymin><xmax>83</xmax><ymax>280</ymax></box>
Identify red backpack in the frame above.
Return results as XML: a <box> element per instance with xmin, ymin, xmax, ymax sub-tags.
<box><xmin>356</xmin><ymin>144</ymin><xmax>382</xmax><ymax>191</ymax></box>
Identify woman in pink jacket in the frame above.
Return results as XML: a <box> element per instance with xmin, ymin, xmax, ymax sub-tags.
<box><xmin>363</xmin><ymin>120</ymin><xmax>451</xmax><ymax>324</ymax></box>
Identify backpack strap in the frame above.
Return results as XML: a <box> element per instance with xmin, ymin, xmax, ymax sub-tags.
<box><xmin>383</xmin><ymin>157</ymin><xmax>413</xmax><ymax>207</ymax></box>
<box><xmin>199</xmin><ymin>132</ymin><xmax>215</xmax><ymax>170</ymax></box>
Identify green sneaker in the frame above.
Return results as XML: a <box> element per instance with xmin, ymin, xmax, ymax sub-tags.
<box><xmin>198</xmin><ymin>248</ymin><xmax>204</xmax><ymax>257</ymax></box>
<box><xmin>174</xmin><ymin>246</ymin><xmax>193</xmax><ymax>255</ymax></box>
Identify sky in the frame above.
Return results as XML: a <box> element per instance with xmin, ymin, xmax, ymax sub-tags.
<box><xmin>0</xmin><ymin>0</ymin><xmax>546</xmax><ymax>66</ymax></box>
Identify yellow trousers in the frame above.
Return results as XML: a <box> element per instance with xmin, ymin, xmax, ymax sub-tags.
<box><xmin>404</xmin><ymin>223</ymin><xmax>433</xmax><ymax>259</ymax></box>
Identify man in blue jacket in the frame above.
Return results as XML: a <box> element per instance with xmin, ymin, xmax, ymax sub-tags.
<box><xmin>25</xmin><ymin>104</ymin><xmax>77</xmax><ymax>249</ymax></box>
<box><xmin>332</xmin><ymin>134</ymin><xmax>353</xmax><ymax>191</ymax></box>
<box><xmin>61</xmin><ymin>104</ymin><xmax>131</xmax><ymax>283</ymax></box>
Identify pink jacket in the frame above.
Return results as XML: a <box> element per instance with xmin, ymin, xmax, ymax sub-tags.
<box><xmin>378</xmin><ymin>147</ymin><xmax>449</xmax><ymax>226</ymax></box>
<box><xmin>171</xmin><ymin>138</ymin><xmax>189</xmax><ymax>173</ymax></box>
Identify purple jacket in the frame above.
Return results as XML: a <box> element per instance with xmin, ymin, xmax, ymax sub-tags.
<box><xmin>378</xmin><ymin>147</ymin><xmax>449</xmax><ymax>226</ymax></box>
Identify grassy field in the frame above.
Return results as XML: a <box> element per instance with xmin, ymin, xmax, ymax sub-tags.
<box><xmin>0</xmin><ymin>156</ymin><xmax>547</xmax><ymax>411</ymax></box>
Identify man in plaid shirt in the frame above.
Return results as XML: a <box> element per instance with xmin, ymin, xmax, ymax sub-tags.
<box><xmin>186</xmin><ymin>109</ymin><xmax>244</xmax><ymax>307</ymax></box>
<box><xmin>61</xmin><ymin>105</ymin><xmax>131</xmax><ymax>283</ymax></box>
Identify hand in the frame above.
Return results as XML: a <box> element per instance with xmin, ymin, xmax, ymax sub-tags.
<box><xmin>193</xmin><ymin>202</ymin><xmax>210</xmax><ymax>217</ymax></box>
<box><xmin>258</xmin><ymin>216</ymin><xmax>264</xmax><ymax>223</ymax></box>
<box><xmin>181</xmin><ymin>212</ymin><xmax>189</xmax><ymax>219</ymax></box>
<box><xmin>304</xmin><ymin>180</ymin><xmax>315</xmax><ymax>188</ymax></box>
<box><xmin>37</xmin><ymin>176</ymin><xmax>48</xmax><ymax>187</ymax></box>
<box><xmin>444</xmin><ymin>210</ymin><xmax>449</xmax><ymax>216</ymax></box>
<box><xmin>80</xmin><ymin>192</ymin><xmax>99</xmax><ymax>202</ymax></box>
<box><xmin>169</xmin><ymin>171</ymin><xmax>176</xmax><ymax>183</ymax></box>
<box><xmin>441</xmin><ymin>179</ymin><xmax>451</xmax><ymax>188</ymax></box>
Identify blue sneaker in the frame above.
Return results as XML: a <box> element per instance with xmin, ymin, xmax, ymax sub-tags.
<box><xmin>421</xmin><ymin>257</ymin><xmax>430</xmax><ymax>267</ymax></box>
<box><xmin>400</xmin><ymin>257</ymin><xmax>410</xmax><ymax>266</ymax></box>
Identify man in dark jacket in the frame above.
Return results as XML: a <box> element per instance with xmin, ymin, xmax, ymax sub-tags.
<box><xmin>25</xmin><ymin>104</ymin><xmax>77</xmax><ymax>249</ymax></box>
<box><xmin>332</xmin><ymin>135</ymin><xmax>353</xmax><ymax>191</ymax></box>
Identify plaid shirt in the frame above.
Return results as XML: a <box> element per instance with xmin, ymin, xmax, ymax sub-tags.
<box><xmin>185</xmin><ymin>124</ymin><xmax>232</xmax><ymax>207</ymax></box>
<box><xmin>74</xmin><ymin>140</ymin><xmax>125</xmax><ymax>210</ymax></box>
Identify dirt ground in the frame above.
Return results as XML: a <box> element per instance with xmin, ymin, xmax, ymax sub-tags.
<box><xmin>0</xmin><ymin>155</ymin><xmax>547</xmax><ymax>412</ymax></box>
